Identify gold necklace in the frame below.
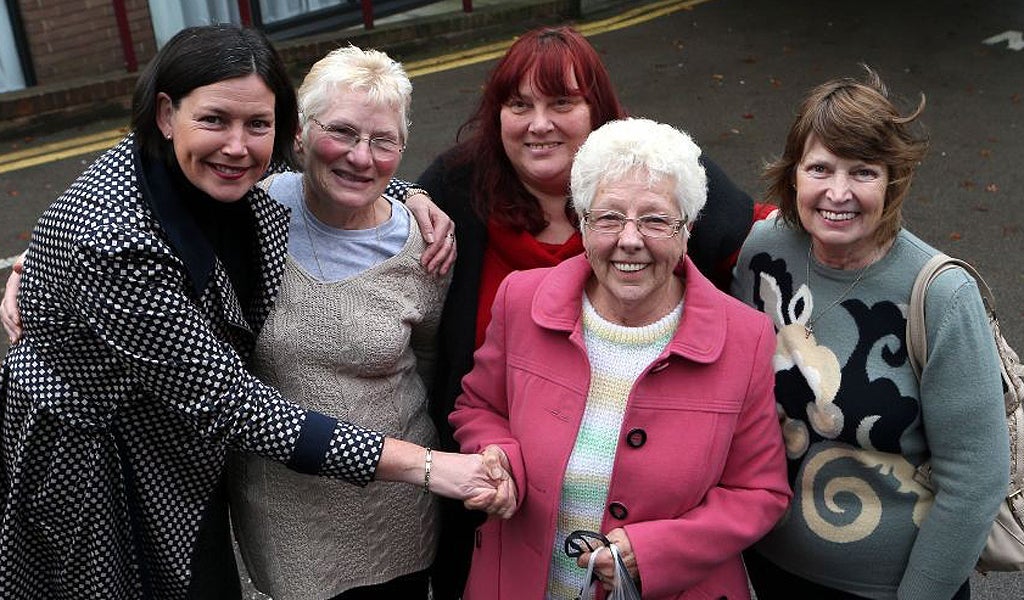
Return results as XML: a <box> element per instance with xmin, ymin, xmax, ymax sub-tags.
<box><xmin>803</xmin><ymin>244</ymin><xmax>875</xmax><ymax>339</ymax></box>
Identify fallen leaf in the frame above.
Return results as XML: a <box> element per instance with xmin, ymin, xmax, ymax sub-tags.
<box><xmin>742</xmin><ymin>56</ymin><xmax>757</xmax><ymax>64</ymax></box>
<box><xmin>986</xmin><ymin>183</ymin><xmax>999</xmax><ymax>193</ymax></box>
<box><xmin>979</xmin><ymin>149</ymin><xmax>991</xmax><ymax>158</ymax></box>
<box><xmin>1012</xmin><ymin>93</ymin><xmax>1021</xmax><ymax>104</ymax></box>
<box><xmin>769</xmin><ymin>76</ymin><xmax>783</xmax><ymax>88</ymax></box>
<box><xmin>17</xmin><ymin>231</ymin><xmax>30</xmax><ymax>241</ymax></box>
<box><xmin>959</xmin><ymin>180</ymin><xmax>975</xmax><ymax>189</ymax></box>
<box><xmin>7</xmin><ymin>190</ymin><xmax>18</xmax><ymax>197</ymax></box>
<box><xmin>949</xmin><ymin>232</ymin><xmax>962</xmax><ymax>241</ymax></box>
<box><xmin>1002</xmin><ymin>225</ymin><xmax>1020</xmax><ymax>237</ymax></box>
<box><xmin>742</xmin><ymin>113</ymin><xmax>755</xmax><ymax>119</ymax></box>
<box><xmin>712</xmin><ymin>73</ymin><xmax>724</xmax><ymax>81</ymax></box>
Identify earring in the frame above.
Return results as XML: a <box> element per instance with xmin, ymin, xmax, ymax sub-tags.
<box><xmin>165</xmin><ymin>133</ymin><xmax>172</xmax><ymax>140</ymax></box>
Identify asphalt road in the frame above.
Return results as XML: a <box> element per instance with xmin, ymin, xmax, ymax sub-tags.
<box><xmin>1</xmin><ymin>0</ymin><xmax>1022</xmax><ymax>597</ymax></box>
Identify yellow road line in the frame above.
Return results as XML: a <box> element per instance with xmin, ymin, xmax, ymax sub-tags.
<box><xmin>0</xmin><ymin>0</ymin><xmax>707</xmax><ymax>174</ymax></box>
<box><xmin>0</xmin><ymin>134</ymin><xmax>126</xmax><ymax>174</ymax></box>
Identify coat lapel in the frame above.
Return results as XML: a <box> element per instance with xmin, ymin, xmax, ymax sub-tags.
<box><xmin>245</xmin><ymin>185</ymin><xmax>290</xmax><ymax>334</ymax></box>
<box><xmin>136</xmin><ymin>140</ymin><xmax>289</xmax><ymax>339</ymax></box>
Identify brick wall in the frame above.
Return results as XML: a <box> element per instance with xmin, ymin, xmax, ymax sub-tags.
<box><xmin>18</xmin><ymin>0</ymin><xmax>157</xmax><ymax>85</ymax></box>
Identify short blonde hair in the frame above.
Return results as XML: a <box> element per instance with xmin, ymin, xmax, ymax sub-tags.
<box><xmin>297</xmin><ymin>45</ymin><xmax>412</xmax><ymax>144</ymax></box>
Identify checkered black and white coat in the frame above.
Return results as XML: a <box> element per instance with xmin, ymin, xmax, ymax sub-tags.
<box><xmin>0</xmin><ymin>136</ymin><xmax>385</xmax><ymax>599</ymax></box>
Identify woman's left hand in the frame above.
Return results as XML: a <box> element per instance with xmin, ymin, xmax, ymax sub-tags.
<box><xmin>576</xmin><ymin>527</ymin><xmax>638</xmax><ymax>591</ymax></box>
<box><xmin>406</xmin><ymin>191</ymin><xmax>456</xmax><ymax>276</ymax></box>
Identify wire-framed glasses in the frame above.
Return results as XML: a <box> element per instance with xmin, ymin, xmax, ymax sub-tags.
<box><xmin>583</xmin><ymin>209</ymin><xmax>686</xmax><ymax>239</ymax></box>
<box><xmin>564</xmin><ymin>529</ymin><xmax>611</xmax><ymax>558</ymax></box>
<box><xmin>308</xmin><ymin>116</ymin><xmax>404</xmax><ymax>161</ymax></box>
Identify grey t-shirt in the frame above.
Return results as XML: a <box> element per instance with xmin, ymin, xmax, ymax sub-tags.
<box><xmin>266</xmin><ymin>171</ymin><xmax>410</xmax><ymax>282</ymax></box>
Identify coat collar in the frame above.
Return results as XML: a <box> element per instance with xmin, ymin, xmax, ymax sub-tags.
<box><xmin>132</xmin><ymin>137</ymin><xmax>290</xmax><ymax>332</ymax></box>
<box><xmin>134</xmin><ymin>139</ymin><xmax>216</xmax><ymax>297</ymax></box>
<box><xmin>531</xmin><ymin>253</ymin><xmax>727</xmax><ymax>363</ymax></box>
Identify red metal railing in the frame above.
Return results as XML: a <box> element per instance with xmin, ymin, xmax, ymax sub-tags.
<box><xmin>111</xmin><ymin>0</ymin><xmax>138</xmax><ymax>72</ymax></box>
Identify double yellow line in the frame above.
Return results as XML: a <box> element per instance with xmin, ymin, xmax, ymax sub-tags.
<box><xmin>404</xmin><ymin>0</ymin><xmax>709</xmax><ymax>77</ymax></box>
<box><xmin>0</xmin><ymin>0</ymin><xmax>708</xmax><ymax>175</ymax></box>
<box><xmin>0</xmin><ymin>128</ymin><xmax>129</xmax><ymax>175</ymax></box>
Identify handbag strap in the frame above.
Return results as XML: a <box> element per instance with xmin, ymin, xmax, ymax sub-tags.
<box><xmin>907</xmin><ymin>253</ymin><xmax>996</xmax><ymax>378</ymax></box>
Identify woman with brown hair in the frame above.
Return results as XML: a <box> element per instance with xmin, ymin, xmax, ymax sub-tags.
<box><xmin>732</xmin><ymin>66</ymin><xmax>1008</xmax><ymax>600</ymax></box>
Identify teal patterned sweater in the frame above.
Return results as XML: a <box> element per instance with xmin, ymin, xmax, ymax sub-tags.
<box><xmin>731</xmin><ymin>217</ymin><xmax>1008</xmax><ymax>599</ymax></box>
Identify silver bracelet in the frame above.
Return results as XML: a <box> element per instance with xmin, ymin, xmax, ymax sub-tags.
<box><xmin>423</xmin><ymin>447</ymin><xmax>433</xmax><ymax>494</ymax></box>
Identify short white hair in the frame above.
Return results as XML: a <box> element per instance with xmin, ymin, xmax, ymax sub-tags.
<box><xmin>571</xmin><ymin>118</ymin><xmax>707</xmax><ymax>223</ymax></box>
<box><xmin>297</xmin><ymin>45</ymin><xmax>412</xmax><ymax>143</ymax></box>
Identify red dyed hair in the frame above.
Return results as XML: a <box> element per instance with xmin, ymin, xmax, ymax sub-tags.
<box><xmin>453</xmin><ymin>26</ymin><xmax>626</xmax><ymax>233</ymax></box>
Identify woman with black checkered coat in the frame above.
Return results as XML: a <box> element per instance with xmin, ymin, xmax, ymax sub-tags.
<box><xmin>0</xmin><ymin>25</ymin><xmax>511</xmax><ymax>600</ymax></box>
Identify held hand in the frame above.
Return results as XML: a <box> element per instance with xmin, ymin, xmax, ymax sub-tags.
<box><xmin>427</xmin><ymin>450</ymin><xmax>498</xmax><ymax>504</ymax></box>
<box><xmin>406</xmin><ymin>191</ymin><xmax>456</xmax><ymax>276</ymax></box>
<box><xmin>464</xmin><ymin>445</ymin><xmax>517</xmax><ymax>519</ymax></box>
<box><xmin>575</xmin><ymin>528</ymin><xmax>638</xmax><ymax>591</ymax></box>
<box><xmin>1</xmin><ymin>253</ymin><xmax>25</xmax><ymax>344</ymax></box>
<box><xmin>606</xmin><ymin>528</ymin><xmax>637</xmax><ymax>581</ymax></box>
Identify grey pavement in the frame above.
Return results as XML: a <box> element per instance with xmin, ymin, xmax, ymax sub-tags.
<box><xmin>2</xmin><ymin>0</ymin><xmax>1023</xmax><ymax>597</ymax></box>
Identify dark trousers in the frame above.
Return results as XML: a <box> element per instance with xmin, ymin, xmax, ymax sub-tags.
<box><xmin>328</xmin><ymin>569</ymin><xmax>429</xmax><ymax>600</ymax></box>
<box><xmin>744</xmin><ymin>549</ymin><xmax>970</xmax><ymax>600</ymax></box>
<box><xmin>430</xmin><ymin>497</ymin><xmax>485</xmax><ymax>600</ymax></box>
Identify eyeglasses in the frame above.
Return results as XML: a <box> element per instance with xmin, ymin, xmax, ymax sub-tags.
<box><xmin>308</xmin><ymin>117</ymin><xmax>404</xmax><ymax>161</ymax></box>
<box><xmin>583</xmin><ymin>209</ymin><xmax>686</xmax><ymax>239</ymax></box>
<box><xmin>564</xmin><ymin>530</ymin><xmax>610</xmax><ymax>559</ymax></box>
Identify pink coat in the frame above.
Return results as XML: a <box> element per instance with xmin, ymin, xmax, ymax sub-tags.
<box><xmin>450</xmin><ymin>254</ymin><xmax>790</xmax><ymax>599</ymax></box>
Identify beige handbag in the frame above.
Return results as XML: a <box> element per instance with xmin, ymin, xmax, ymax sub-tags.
<box><xmin>907</xmin><ymin>254</ymin><xmax>1024</xmax><ymax>572</ymax></box>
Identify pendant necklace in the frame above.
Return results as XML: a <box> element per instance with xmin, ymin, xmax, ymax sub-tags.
<box><xmin>803</xmin><ymin>243</ymin><xmax>874</xmax><ymax>339</ymax></box>
<box><xmin>301</xmin><ymin>204</ymin><xmax>327</xmax><ymax>280</ymax></box>
<box><xmin>301</xmin><ymin>196</ymin><xmax>382</xmax><ymax>281</ymax></box>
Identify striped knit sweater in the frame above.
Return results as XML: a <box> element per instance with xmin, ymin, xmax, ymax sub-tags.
<box><xmin>546</xmin><ymin>295</ymin><xmax>682</xmax><ymax>599</ymax></box>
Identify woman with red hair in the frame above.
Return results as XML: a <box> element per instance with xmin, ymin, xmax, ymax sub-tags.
<box><xmin>419</xmin><ymin>25</ymin><xmax>757</xmax><ymax>599</ymax></box>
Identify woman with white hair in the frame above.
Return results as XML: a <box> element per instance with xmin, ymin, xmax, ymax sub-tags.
<box><xmin>449</xmin><ymin>118</ymin><xmax>790</xmax><ymax>599</ymax></box>
<box><xmin>226</xmin><ymin>46</ymin><xmax>488</xmax><ymax>600</ymax></box>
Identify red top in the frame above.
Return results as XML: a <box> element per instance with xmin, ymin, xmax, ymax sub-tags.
<box><xmin>476</xmin><ymin>219</ymin><xmax>583</xmax><ymax>348</ymax></box>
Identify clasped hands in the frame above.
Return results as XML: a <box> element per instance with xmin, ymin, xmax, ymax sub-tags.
<box><xmin>461</xmin><ymin>444</ymin><xmax>517</xmax><ymax>519</ymax></box>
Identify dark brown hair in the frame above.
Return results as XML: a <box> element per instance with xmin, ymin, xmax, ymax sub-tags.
<box><xmin>132</xmin><ymin>25</ymin><xmax>298</xmax><ymax>169</ymax></box>
<box><xmin>764</xmin><ymin>65</ymin><xmax>928</xmax><ymax>245</ymax></box>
